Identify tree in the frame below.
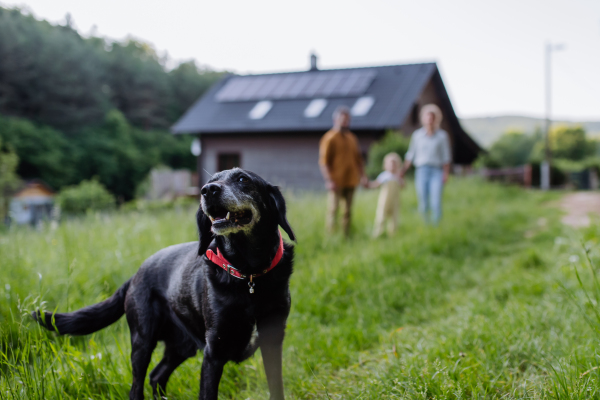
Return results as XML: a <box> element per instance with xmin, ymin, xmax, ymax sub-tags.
<box><xmin>0</xmin><ymin>115</ymin><xmax>76</xmax><ymax>189</ymax></box>
<box><xmin>549</xmin><ymin>124</ymin><xmax>589</xmax><ymax>161</ymax></box>
<box><xmin>0</xmin><ymin>138</ymin><xmax>20</xmax><ymax>222</ymax></box>
<box><xmin>0</xmin><ymin>8</ymin><xmax>108</xmax><ymax>132</ymax></box>
<box><xmin>0</xmin><ymin>7</ymin><xmax>222</xmax><ymax>201</ymax></box>
<box><xmin>479</xmin><ymin>130</ymin><xmax>539</xmax><ymax>168</ymax></box>
<box><xmin>106</xmin><ymin>39</ymin><xmax>171</xmax><ymax>129</ymax></box>
<box><xmin>167</xmin><ymin>61</ymin><xmax>224</xmax><ymax>123</ymax></box>
<box><xmin>74</xmin><ymin>110</ymin><xmax>157</xmax><ymax>201</ymax></box>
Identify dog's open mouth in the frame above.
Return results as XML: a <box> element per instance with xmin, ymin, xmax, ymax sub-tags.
<box><xmin>207</xmin><ymin>207</ymin><xmax>253</xmax><ymax>227</ymax></box>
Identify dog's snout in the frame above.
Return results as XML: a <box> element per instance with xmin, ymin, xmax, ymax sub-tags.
<box><xmin>201</xmin><ymin>183</ymin><xmax>222</xmax><ymax>197</ymax></box>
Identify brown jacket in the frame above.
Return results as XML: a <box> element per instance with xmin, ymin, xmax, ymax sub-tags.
<box><xmin>319</xmin><ymin>129</ymin><xmax>363</xmax><ymax>188</ymax></box>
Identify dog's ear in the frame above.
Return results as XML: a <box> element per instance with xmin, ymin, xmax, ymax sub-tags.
<box><xmin>196</xmin><ymin>205</ymin><xmax>213</xmax><ymax>255</ymax></box>
<box><xmin>268</xmin><ymin>185</ymin><xmax>296</xmax><ymax>242</ymax></box>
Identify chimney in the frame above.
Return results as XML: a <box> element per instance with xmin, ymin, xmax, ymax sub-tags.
<box><xmin>310</xmin><ymin>52</ymin><xmax>318</xmax><ymax>71</ymax></box>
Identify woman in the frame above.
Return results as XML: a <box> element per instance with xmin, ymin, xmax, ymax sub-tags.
<box><xmin>401</xmin><ymin>104</ymin><xmax>451</xmax><ymax>225</ymax></box>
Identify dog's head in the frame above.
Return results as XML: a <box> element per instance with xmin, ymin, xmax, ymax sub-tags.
<box><xmin>196</xmin><ymin>168</ymin><xmax>295</xmax><ymax>254</ymax></box>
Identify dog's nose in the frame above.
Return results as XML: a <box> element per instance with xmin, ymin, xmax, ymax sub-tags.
<box><xmin>201</xmin><ymin>183</ymin><xmax>222</xmax><ymax>197</ymax></box>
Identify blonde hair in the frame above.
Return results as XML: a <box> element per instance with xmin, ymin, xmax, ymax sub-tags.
<box><xmin>419</xmin><ymin>104</ymin><xmax>443</xmax><ymax>129</ymax></box>
<box><xmin>383</xmin><ymin>152</ymin><xmax>402</xmax><ymax>168</ymax></box>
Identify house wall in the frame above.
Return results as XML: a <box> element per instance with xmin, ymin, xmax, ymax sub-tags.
<box><xmin>199</xmin><ymin>133</ymin><xmax>377</xmax><ymax>189</ymax></box>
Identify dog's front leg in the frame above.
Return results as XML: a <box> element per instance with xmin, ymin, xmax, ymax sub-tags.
<box><xmin>258</xmin><ymin>315</ymin><xmax>287</xmax><ymax>400</ymax></box>
<box><xmin>199</xmin><ymin>346</ymin><xmax>225</xmax><ymax>400</ymax></box>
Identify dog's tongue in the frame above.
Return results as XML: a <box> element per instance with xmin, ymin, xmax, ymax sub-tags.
<box><xmin>210</xmin><ymin>212</ymin><xmax>230</xmax><ymax>223</ymax></box>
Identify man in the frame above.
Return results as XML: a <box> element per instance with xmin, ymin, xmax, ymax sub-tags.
<box><xmin>319</xmin><ymin>106</ymin><xmax>366</xmax><ymax>236</ymax></box>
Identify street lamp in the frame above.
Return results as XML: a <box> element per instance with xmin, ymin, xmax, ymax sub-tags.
<box><xmin>541</xmin><ymin>42</ymin><xmax>565</xmax><ymax>190</ymax></box>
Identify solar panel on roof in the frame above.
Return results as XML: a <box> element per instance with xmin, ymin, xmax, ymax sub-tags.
<box><xmin>215</xmin><ymin>70</ymin><xmax>377</xmax><ymax>102</ymax></box>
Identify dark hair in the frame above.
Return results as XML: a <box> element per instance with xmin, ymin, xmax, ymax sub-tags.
<box><xmin>333</xmin><ymin>105</ymin><xmax>351</xmax><ymax>120</ymax></box>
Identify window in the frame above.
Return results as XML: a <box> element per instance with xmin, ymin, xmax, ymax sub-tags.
<box><xmin>248</xmin><ymin>100</ymin><xmax>273</xmax><ymax>120</ymax></box>
<box><xmin>351</xmin><ymin>96</ymin><xmax>375</xmax><ymax>117</ymax></box>
<box><xmin>218</xmin><ymin>153</ymin><xmax>240</xmax><ymax>171</ymax></box>
<box><xmin>304</xmin><ymin>99</ymin><xmax>327</xmax><ymax>118</ymax></box>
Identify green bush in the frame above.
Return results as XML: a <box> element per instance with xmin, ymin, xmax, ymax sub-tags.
<box><xmin>366</xmin><ymin>130</ymin><xmax>410</xmax><ymax>178</ymax></box>
<box><xmin>549</xmin><ymin>124</ymin><xmax>591</xmax><ymax>160</ymax></box>
<box><xmin>477</xmin><ymin>130</ymin><xmax>539</xmax><ymax>168</ymax></box>
<box><xmin>57</xmin><ymin>179</ymin><xmax>116</xmax><ymax>215</ymax></box>
<box><xmin>553</xmin><ymin>156</ymin><xmax>600</xmax><ymax>173</ymax></box>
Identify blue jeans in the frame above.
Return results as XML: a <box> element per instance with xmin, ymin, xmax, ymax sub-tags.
<box><xmin>415</xmin><ymin>166</ymin><xmax>444</xmax><ymax>225</ymax></box>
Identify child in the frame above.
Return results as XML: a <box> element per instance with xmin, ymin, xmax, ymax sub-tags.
<box><xmin>367</xmin><ymin>152</ymin><xmax>404</xmax><ymax>237</ymax></box>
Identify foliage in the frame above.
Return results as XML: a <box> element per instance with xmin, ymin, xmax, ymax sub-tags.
<box><xmin>0</xmin><ymin>8</ymin><xmax>108</xmax><ymax>131</ymax></box>
<box><xmin>0</xmin><ymin>113</ymin><xmax>196</xmax><ymax>200</ymax></box>
<box><xmin>167</xmin><ymin>61</ymin><xmax>224</xmax><ymax>124</ymax></box>
<box><xmin>553</xmin><ymin>157</ymin><xmax>600</xmax><ymax>173</ymax></box>
<box><xmin>0</xmin><ymin>7</ymin><xmax>220</xmax><ymax>199</ymax></box>
<box><xmin>477</xmin><ymin>130</ymin><xmax>539</xmax><ymax>168</ymax></box>
<box><xmin>0</xmin><ymin>115</ymin><xmax>78</xmax><ymax>190</ymax></box>
<box><xmin>0</xmin><ymin>138</ymin><xmax>20</xmax><ymax>221</ymax></box>
<box><xmin>550</xmin><ymin>124</ymin><xmax>591</xmax><ymax>161</ymax></box>
<box><xmin>366</xmin><ymin>130</ymin><xmax>410</xmax><ymax>178</ymax></box>
<box><xmin>2</xmin><ymin>179</ymin><xmax>599</xmax><ymax>398</ymax></box>
<box><xmin>57</xmin><ymin>179</ymin><xmax>115</xmax><ymax>214</ymax></box>
<box><xmin>0</xmin><ymin>7</ymin><xmax>223</xmax><ymax>131</ymax></box>
<box><xmin>72</xmin><ymin>110</ymin><xmax>152</xmax><ymax>201</ymax></box>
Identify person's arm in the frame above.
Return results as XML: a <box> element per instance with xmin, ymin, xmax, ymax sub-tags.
<box><xmin>367</xmin><ymin>180</ymin><xmax>381</xmax><ymax>189</ymax></box>
<box><xmin>442</xmin><ymin>163</ymin><xmax>450</xmax><ymax>184</ymax></box>
<box><xmin>319</xmin><ymin>164</ymin><xmax>337</xmax><ymax>190</ymax></box>
<box><xmin>401</xmin><ymin>159</ymin><xmax>413</xmax><ymax>176</ymax></box>
<box><xmin>352</xmin><ymin>134</ymin><xmax>368</xmax><ymax>187</ymax></box>
<box><xmin>319</xmin><ymin>136</ymin><xmax>337</xmax><ymax>190</ymax></box>
<box><xmin>401</xmin><ymin>133</ymin><xmax>416</xmax><ymax>177</ymax></box>
<box><xmin>441</xmin><ymin>131</ymin><xmax>452</xmax><ymax>184</ymax></box>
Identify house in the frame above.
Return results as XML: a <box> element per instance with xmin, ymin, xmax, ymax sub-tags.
<box><xmin>10</xmin><ymin>180</ymin><xmax>55</xmax><ymax>225</ymax></box>
<box><xmin>172</xmin><ymin>58</ymin><xmax>482</xmax><ymax>189</ymax></box>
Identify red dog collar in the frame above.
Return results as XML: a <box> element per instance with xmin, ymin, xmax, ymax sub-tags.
<box><xmin>205</xmin><ymin>231</ymin><xmax>284</xmax><ymax>293</ymax></box>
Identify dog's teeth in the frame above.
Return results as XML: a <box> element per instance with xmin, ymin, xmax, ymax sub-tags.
<box><xmin>226</xmin><ymin>212</ymin><xmax>230</xmax><ymax>220</ymax></box>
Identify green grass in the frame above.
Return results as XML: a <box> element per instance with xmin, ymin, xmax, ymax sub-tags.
<box><xmin>1</xmin><ymin>178</ymin><xmax>599</xmax><ymax>399</ymax></box>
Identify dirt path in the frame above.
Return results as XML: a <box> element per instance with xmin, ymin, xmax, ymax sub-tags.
<box><xmin>560</xmin><ymin>192</ymin><xmax>600</xmax><ymax>227</ymax></box>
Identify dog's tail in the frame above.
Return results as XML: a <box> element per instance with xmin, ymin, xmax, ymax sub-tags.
<box><xmin>32</xmin><ymin>279</ymin><xmax>131</xmax><ymax>336</ymax></box>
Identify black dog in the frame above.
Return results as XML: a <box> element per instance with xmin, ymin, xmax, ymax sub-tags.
<box><xmin>34</xmin><ymin>168</ymin><xmax>295</xmax><ymax>400</ymax></box>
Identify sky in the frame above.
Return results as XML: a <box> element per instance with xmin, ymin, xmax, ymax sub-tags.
<box><xmin>2</xmin><ymin>0</ymin><xmax>600</xmax><ymax>120</ymax></box>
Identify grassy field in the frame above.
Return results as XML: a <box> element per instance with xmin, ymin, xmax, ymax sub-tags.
<box><xmin>1</xmin><ymin>178</ymin><xmax>600</xmax><ymax>399</ymax></box>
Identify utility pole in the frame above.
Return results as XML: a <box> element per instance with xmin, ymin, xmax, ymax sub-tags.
<box><xmin>541</xmin><ymin>42</ymin><xmax>564</xmax><ymax>190</ymax></box>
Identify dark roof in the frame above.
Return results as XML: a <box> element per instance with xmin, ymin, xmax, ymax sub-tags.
<box><xmin>171</xmin><ymin>62</ymin><xmax>482</xmax><ymax>163</ymax></box>
<box><xmin>172</xmin><ymin>63</ymin><xmax>440</xmax><ymax>134</ymax></box>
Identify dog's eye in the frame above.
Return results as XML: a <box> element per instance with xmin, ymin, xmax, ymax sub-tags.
<box><xmin>238</xmin><ymin>176</ymin><xmax>249</xmax><ymax>183</ymax></box>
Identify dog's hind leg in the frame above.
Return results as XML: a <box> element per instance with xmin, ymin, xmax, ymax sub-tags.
<box><xmin>128</xmin><ymin>328</ymin><xmax>158</xmax><ymax>400</ymax></box>
<box><xmin>150</xmin><ymin>336</ymin><xmax>197</xmax><ymax>399</ymax></box>
<box><xmin>126</xmin><ymin>294</ymin><xmax>162</xmax><ymax>400</ymax></box>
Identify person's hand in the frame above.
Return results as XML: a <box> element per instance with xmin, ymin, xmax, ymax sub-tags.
<box><xmin>360</xmin><ymin>175</ymin><xmax>368</xmax><ymax>188</ymax></box>
<box><xmin>443</xmin><ymin>173</ymin><xmax>449</xmax><ymax>185</ymax></box>
<box><xmin>325</xmin><ymin>180</ymin><xmax>337</xmax><ymax>191</ymax></box>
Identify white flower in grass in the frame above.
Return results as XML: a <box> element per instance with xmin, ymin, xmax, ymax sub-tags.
<box><xmin>569</xmin><ymin>255</ymin><xmax>580</xmax><ymax>263</ymax></box>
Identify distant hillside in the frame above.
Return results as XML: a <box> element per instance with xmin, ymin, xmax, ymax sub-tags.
<box><xmin>460</xmin><ymin>116</ymin><xmax>600</xmax><ymax>148</ymax></box>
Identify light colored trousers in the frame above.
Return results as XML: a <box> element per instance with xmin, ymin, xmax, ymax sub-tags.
<box><xmin>326</xmin><ymin>187</ymin><xmax>355</xmax><ymax>236</ymax></box>
<box><xmin>415</xmin><ymin>165</ymin><xmax>444</xmax><ymax>225</ymax></box>
<box><xmin>372</xmin><ymin>181</ymin><xmax>400</xmax><ymax>237</ymax></box>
